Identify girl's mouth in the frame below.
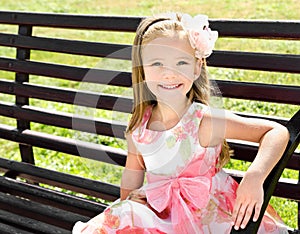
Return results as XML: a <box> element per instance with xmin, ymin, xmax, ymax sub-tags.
<box><xmin>159</xmin><ymin>84</ymin><xmax>182</xmax><ymax>90</ymax></box>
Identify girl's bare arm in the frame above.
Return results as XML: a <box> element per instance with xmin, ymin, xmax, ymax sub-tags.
<box><xmin>121</xmin><ymin>134</ymin><xmax>145</xmax><ymax>201</ymax></box>
<box><xmin>200</xmin><ymin>109</ymin><xmax>289</xmax><ymax>230</ymax></box>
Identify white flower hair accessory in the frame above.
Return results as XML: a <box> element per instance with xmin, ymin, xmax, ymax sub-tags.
<box><xmin>181</xmin><ymin>14</ymin><xmax>218</xmax><ymax>58</ymax></box>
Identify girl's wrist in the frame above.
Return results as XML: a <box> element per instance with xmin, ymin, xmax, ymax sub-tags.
<box><xmin>243</xmin><ymin>170</ymin><xmax>266</xmax><ymax>185</ymax></box>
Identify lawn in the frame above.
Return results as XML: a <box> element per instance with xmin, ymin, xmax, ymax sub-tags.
<box><xmin>0</xmin><ymin>0</ymin><xmax>299</xmax><ymax>229</ymax></box>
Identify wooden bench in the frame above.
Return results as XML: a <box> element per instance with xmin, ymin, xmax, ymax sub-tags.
<box><xmin>0</xmin><ymin>11</ymin><xmax>299</xmax><ymax>233</ymax></box>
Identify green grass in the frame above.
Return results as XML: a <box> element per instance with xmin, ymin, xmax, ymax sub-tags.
<box><xmin>0</xmin><ymin>0</ymin><xmax>299</xmax><ymax>229</ymax></box>
<box><xmin>1</xmin><ymin>0</ymin><xmax>300</xmax><ymax>19</ymax></box>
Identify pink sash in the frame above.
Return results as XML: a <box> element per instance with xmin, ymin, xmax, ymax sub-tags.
<box><xmin>144</xmin><ymin>157</ymin><xmax>215</xmax><ymax>233</ymax></box>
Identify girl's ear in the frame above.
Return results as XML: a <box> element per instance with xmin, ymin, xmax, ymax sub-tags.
<box><xmin>194</xmin><ymin>58</ymin><xmax>202</xmax><ymax>80</ymax></box>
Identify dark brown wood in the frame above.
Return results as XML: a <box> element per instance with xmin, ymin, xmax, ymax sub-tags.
<box><xmin>0</xmin><ymin>176</ymin><xmax>106</xmax><ymax>216</ymax></box>
<box><xmin>0</xmin><ymin>209</ymin><xmax>70</xmax><ymax>234</ymax></box>
<box><xmin>1</xmin><ymin>12</ymin><xmax>300</xmax><ymax>39</ymax></box>
<box><xmin>0</xmin><ymin>125</ymin><xmax>127</xmax><ymax>166</ymax></box>
<box><xmin>0</xmin><ymin>32</ymin><xmax>132</xmax><ymax>59</ymax></box>
<box><xmin>0</xmin><ymin>192</ymin><xmax>89</xmax><ymax>230</ymax></box>
<box><xmin>0</xmin><ymin>80</ymin><xmax>133</xmax><ymax>112</ymax></box>
<box><xmin>208</xmin><ymin>51</ymin><xmax>300</xmax><ymax>73</ymax></box>
<box><xmin>0</xmin><ymin>57</ymin><xmax>132</xmax><ymax>86</ymax></box>
<box><xmin>15</xmin><ymin>25</ymin><xmax>35</xmax><ymax>167</ymax></box>
<box><xmin>0</xmin><ymin>11</ymin><xmax>141</xmax><ymax>31</ymax></box>
<box><xmin>0</xmin><ymin>103</ymin><xmax>127</xmax><ymax>138</ymax></box>
<box><xmin>230</xmin><ymin>174</ymin><xmax>300</xmax><ymax>201</ymax></box>
<box><xmin>228</xmin><ymin>141</ymin><xmax>300</xmax><ymax>171</ymax></box>
<box><xmin>236</xmin><ymin>112</ymin><xmax>288</xmax><ymax>126</ymax></box>
<box><xmin>2</xmin><ymin>78</ymin><xmax>299</xmax><ymax>113</ymax></box>
<box><xmin>0</xmin><ymin>157</ymin><xmax>120</xmax><ymax>200</ymax></box>
<box><xmin>273</xmin><ymin>179</ymin><xmax>300</xmax><ymax>200</ymax></box>
<box><xmin>216</xmin><ymin>80</ymin><xmax>300</xmax><ymax>105</ymax></box>
<box><xmin>210</xmin><ymin>19</ymin><xmax>300</xmax><ymax>39</ymax></box>
<box><xmin>0</xmin><ymin>51</ymin><xmax>300</xmax><ymax>75</ymax></box>
<box><xmin>0</xmin><ymin>222</ymin><xmax>33</xmax><ymax>234</ymax></box>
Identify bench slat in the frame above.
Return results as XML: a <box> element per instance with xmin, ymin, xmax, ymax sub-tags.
<box><xmin>1</xmin><ymin>51</ymin><xmax>300</xmax><ymax>75</ymax></box>
<box><xmin>0</xmin><ymin>124</ymin><xmax>127</xmax><ymax>166</ymax></box>
<box><xmin>229</xmin><ymin>173</ymin><xmax>300</xmax><ymax>201</ymax></box>
<box><xmin>209</xmin><ymin>51</ymin><xmax>300</xmax><ymax>73</ymax></box>
<box><xmin>1</xmin><ymin>12</ymin><xmax>300</xmax><ymax>39</ymax></box>
<box><xmin>273</xmin><ymin>180</ymin><xmax>300</xmax><ymax>201</ymax></box>
<box><xmin>0</xmin><ymin>103</ymin><xmax>127</xmax><ymax>138</ymax></box>
<box><xmin>0</xmin><ymin>157</ymin><xmax>120</xmax><ymax>200</ymax></box>
<box><xmin>0</xmin><ymin>104</ymin><xmax>300</xmax><ymax>170</ymax></box>
<box><xmin>1</xmin><ymin>32</ymin><xmax>300</xmax><ymax>74</ymax></box>
<box><xmin>0</xmin><ymin>192</ymin><xmax>88</xmax><ymax>230</ymax></box>
<box><xmin>236</xmin><ymin>112</ymin><xmax>288</xmax><ymax>126</ymax></box>
<box><xmin>217</xmin><ymin>80</ymin><xmax>300</xmax><ymax>105</ymax></box>
<box><xmin>210</xmin><ymin>19</ymin><xmax>300</xmax><ymax>39</ymax></box>
<box><xmin>0</xmin><ymin>222</ymin><xmax>33</xmax><ymax>234</ymax></box>
<box><xmin>0</xmin><ymin>80</ymin><xmax>133</xmax><ymax>113</ymax></box>
<box><xmin>0</xmin><ymin>209</ymin><xmax>69</xmax><ymax>234</ymax></box>
<box><xmin>0</xmin><ymin>11</ymin><xmax>141</xmax><ymax>31</ymax></box>
<box><xmin>228</xmin><ymin>141</ymin><xmax>300</xmax><ymax>171</ymax></box>
<box><xmin>0</xmin><ymin>32</ymin><xmax>132</xmax><ymax>59</ymax></box>
<box><xmin>0</xmin><ymin>57</ymin><xmax>132</xmax><ymax>87</ymax></box>
<box><xmin>2</xmin><ymin>78</ymin><xmax>299</xmax><ymax>110</ymax></box>
<box><xmin>0</xmin><ymin>176</ymin><xmax>105</xmax><ymax>216</ymax></box>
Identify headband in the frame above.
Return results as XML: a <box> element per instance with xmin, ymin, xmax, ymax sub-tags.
<box><xmin>140</xmin><ymin>13</ymin><xmax>218</xmax><ymax>59</ymax></box>
<box><xmin>140</xmin><ymin>18</ymin><xmax>168</xmax><ymax>38</ymax></box>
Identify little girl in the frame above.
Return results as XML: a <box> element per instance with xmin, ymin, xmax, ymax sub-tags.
<box><xmin>73</xmin><ymin>13</ymin><xmax>289</xmax><ymax>233</ymax></box>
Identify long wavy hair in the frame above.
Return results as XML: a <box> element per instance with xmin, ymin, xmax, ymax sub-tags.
<box><xmin>126</xmin><ymin>13</ymin><xmax>230</xmax><ymax>168</ymax></box>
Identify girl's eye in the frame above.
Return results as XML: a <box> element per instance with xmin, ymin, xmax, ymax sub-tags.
<box><xmin>177</xmin><ymin>61</ymin><xmax>188</xmax><ymax>65</ymax></box>
<box><xmin>151</xmin><ymin>62</ymin><xmax>163</xmax><ymax>67</ymax></box>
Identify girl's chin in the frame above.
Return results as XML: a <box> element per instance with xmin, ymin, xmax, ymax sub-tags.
<box><xmin>155</xmin><ymin>92</ymin><xmax>187</xmax><ymax>103</ymax></box>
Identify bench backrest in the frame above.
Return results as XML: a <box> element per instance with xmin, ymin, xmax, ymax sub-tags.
<box><xmin>0</xmin><ymin>11</ymin><xmax>299</xmax><ymax>229</ymax></box>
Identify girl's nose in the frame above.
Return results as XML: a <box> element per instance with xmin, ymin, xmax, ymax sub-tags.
<box><xmin>162</xmin><ymin>66</ymin><xmax>177</xmax><ymax>79</ymax></box>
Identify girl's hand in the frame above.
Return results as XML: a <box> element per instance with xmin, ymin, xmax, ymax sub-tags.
<box><xmin>128</xmin><ymin>189</ymin><xmax>170</xmax><ymax>219</ymax></box>
<box><xmin>232</xmin><ymin>173</ymin><xmax>264</xmax><ymax>230</ymax></box>
<box><xmin>127</xmin><ymin>189</ymin><xmax>148</xmax><ymax>205</ymax></box>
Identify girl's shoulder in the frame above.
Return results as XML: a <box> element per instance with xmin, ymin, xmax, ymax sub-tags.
<box><xmin>130</xmin><ymin>105</ymin><xmax>153</xmax><ymax>137</ymax></box>
<box><xmin>191</xmin><ymin>101</ymin><xmax>210</xmax><ymax>118</ymax></box>
<box><xmin>193</xmin><ymin>101</ymin><xmax>208</xmax><ymax>110</ymax></box>
<box><xmin>193</xmin><ymin>102</ymin><xmax>228</xmax><ymax>120</ymax></box>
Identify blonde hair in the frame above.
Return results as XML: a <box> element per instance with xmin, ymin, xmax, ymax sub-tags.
<box><xmin>127</xmin><ymin>13</ymin><xmax>230</xmax><ymax>168</ymax></box>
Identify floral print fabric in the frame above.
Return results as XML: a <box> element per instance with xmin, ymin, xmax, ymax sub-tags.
<box><xmin>73</xmin><ymin>102</ymin><xmax>288</xmax><ymax>234</ymax></box>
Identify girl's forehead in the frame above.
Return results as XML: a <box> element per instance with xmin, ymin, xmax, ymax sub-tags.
<box><xmin>142</xmin><ymin>37</ymin><xmax>194</xmax><ymax>59</ymax></box>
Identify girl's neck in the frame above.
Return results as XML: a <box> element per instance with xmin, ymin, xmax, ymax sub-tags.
<box><xmin>150</xmin><ymin>98</ymin><xmax>191</xmax><ymax>129</ymax></box>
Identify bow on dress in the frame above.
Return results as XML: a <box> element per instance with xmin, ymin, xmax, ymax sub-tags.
<box><xmin>144</xmin><ymin>156</ymin><xmax>215</xmax><ymax>233</ymax></box>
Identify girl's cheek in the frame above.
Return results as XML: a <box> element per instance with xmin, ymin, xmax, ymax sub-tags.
<box><xmin>145</xmin><ymin>71</ymin><xmax>160</xmax><ymax>81</ymax></box>
<box><xmin>176</xmin><ymin>66</ymin><xmax>193</xmax><ymax>75</ymax></box>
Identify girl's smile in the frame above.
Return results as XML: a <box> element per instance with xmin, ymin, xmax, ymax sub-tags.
<box><xmin>158</xmin><ymin>83</ymin><xmax>182</xmax><ymax>90</ymax></box>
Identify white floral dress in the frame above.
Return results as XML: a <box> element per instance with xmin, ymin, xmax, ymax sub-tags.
<box><xmin>73</xmin><ymin>102</ymin><xmax>288</xmax><ymax>234</ymax></box>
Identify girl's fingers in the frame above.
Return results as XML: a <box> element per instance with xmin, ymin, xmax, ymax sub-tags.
<box><xmin>127</xmin><ymin>189</ymin><xmax>147</xmax><ymax>205</ymax></box>
<box><xmin>231</xmin><ymin>202</ymin><xmax>240</xmax><ymax>226</ymax></box>
<box><xmin>253</xmin><ymin>202</ymin><xmax>262</xmax><ymax>222</ymax></box>
<box><xmin>232</xmin><ymin>201</ymin><xmax>262</xmax><ymax>230</ymax></box>
<box><xmin>240</xmin><ymin>202</ymin><xmax>255</xmax><ymax>229</ymax></box>
<box><xmin>233</xmin><ymin>202</ymin><xmax>248</xmax><ymax>230</ymax></box>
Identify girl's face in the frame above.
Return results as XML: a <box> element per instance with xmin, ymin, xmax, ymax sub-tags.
<box><xmin>141</xmin><ymin>37</ymin><xmax>202</xmax><ymax>103</ymax></box>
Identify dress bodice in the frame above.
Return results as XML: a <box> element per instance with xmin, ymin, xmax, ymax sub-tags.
<box><xmin>131</xmin><ymin>102</ymin><xmax>221</xmax><ymax>176</ymax></box>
